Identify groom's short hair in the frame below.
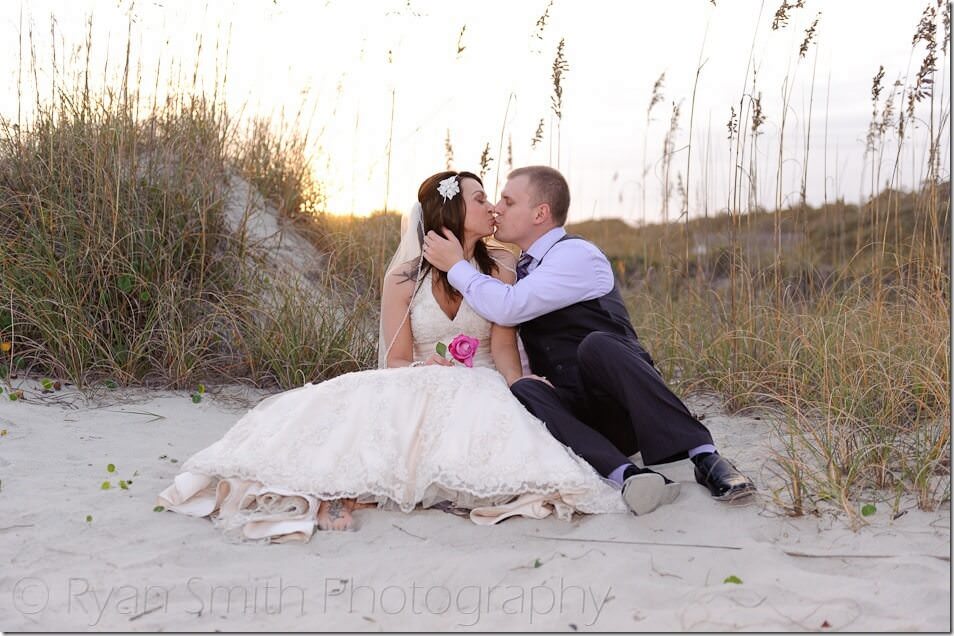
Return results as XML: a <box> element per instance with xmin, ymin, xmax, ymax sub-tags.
<box><xmin>508</xmin><ymin>166</ymin><xmax>570</xmax><ymax>226</ymax></box>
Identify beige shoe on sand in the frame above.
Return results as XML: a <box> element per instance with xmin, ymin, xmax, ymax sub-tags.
<box><xmin>622</xmin><ymin>472</ymin><xmax>680</xmax><ymax>515</ymax></box>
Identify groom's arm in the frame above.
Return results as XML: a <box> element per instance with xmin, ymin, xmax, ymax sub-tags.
<box><xmin>447</xmin><ymin>241</ymin><xmax>614</xmax><ymax>326</ymax></box>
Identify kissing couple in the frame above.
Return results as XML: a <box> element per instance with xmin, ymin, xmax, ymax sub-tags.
<box><xmin>157</xmin><ymin>166</ymin><xmax>756</xmax><ymax>543</ymax></box>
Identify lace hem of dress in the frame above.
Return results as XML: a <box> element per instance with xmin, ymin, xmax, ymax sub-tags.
<box><xmin>157</xmin><ymin>469</ymin><xmax>626</xmax><ymax>544</ymax></box>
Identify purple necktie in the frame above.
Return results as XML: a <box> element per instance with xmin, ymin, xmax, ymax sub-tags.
<box><xmin>516</xmin><ymin>253</ymin><xmax>534</xmax><ymax>280</ymax></box>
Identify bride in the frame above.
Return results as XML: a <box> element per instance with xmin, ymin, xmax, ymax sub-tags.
<box><xmin>157</xmin><ymin>170</ymin><xmax>627</xmax><ymax>543</ymax></box>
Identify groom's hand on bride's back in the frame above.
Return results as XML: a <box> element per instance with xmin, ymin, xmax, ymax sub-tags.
<box><xmin>512</xmin><ymin>374</ymin><xmax>554</xmax><ymax>389</ymax></box>
<box><xmin>423</xmin><ymin>228</ymin><xmax>464</xmax><ymax>272</ymax></box>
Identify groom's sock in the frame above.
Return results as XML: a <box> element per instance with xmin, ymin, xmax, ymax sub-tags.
<box><xmin>688</xmin><ymin>444</ymin><xmax>719</xmax><ymax>468</ymax></box>
<box><xmin>611</xmin><ymin>462</ymin><xmax>674</xmax><ymax>486</ymax></box>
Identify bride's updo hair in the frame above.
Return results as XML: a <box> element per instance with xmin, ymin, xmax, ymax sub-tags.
<box><xmin>416</xmin><ymin>170</ymin><xmax>497</xmax><ymax>301</ymax></box>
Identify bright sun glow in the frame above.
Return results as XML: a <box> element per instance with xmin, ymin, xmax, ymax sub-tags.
<box><xmin>0</xmin><ymin>0</ymin><xmax>946</xmax><ymax>221</ymax></box>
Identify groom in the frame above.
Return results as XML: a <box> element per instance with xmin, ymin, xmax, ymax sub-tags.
<box><xmin>423</xmin><ymin>165</ymin><xmax>756</xmax><ymax>515</ymax></box>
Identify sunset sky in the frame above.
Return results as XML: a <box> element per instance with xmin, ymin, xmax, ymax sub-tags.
<box><xmin>1</xmin><ymin>0</ymin><xmax>947</xmax><ymax>223</ymax></box>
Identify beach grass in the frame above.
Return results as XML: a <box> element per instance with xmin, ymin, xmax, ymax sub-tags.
<box><xmin>0</xmin><ymin>1</ymin><xmax>949</xmax><ymax>520</ymax></box>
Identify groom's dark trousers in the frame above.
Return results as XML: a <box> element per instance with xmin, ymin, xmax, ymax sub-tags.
<box><xmin>510</xmin><ymin>236</ymin><xmax>713</xmax><ymax>476</ymax></box>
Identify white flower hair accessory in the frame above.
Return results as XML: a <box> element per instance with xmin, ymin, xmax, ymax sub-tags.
<box><xmin>437</xmin><ymin>175</ymin><xmax>460</xmax><ymax>202</ymax></box>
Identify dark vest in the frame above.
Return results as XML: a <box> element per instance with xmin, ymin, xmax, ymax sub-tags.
<box><xmin>519</xmin><ymin>235</ymin><xmax>640</xmax><ymax>392</ymax></box>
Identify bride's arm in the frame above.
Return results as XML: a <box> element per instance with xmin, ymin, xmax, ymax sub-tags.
<box><xmin>380</xmin><ymin>262</ymin><xmax>418</xmax><ymax>368</ymax></box>
<box><xmin>381</xmin><ymin>261</ymin><xmax>453</xmax><ymax>368</ymax></box>
<box><xmin>488</xmin><ymin>249</ymin><xmax>523</xmax><ymax>386</ymax></box>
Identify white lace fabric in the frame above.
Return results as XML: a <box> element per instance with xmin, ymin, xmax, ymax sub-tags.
<box><xmin>157</xmin><ymin>272</ymin><xmax>626</xmax><ymax>543</ymax></box>
<box><xmin>410</xmin><ymin>269</ymin><xmax>495</xmax><ymax>367</ymax></box>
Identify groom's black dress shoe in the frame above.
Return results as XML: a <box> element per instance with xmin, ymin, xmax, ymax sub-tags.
<box><xmin>693</xmin><ymin>453</ymin><xmax>756</xmax><ymax>501</ymax></box>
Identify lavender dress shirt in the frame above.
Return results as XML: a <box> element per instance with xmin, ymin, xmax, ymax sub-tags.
<box><xmin>447</xmin><ymin>227</ymin><xmax>615</xmax><ymax>328</ymax></box>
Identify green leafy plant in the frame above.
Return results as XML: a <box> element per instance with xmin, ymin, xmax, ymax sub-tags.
<box><xmin>117</xmin><ymin>274</ymin><xmax>134</xmax><ymax>294</ymax></box>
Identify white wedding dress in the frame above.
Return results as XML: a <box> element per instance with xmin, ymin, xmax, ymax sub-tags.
<box><xmin>157</xmin><ymin>271</ymin><xmax>627</xmax><ymax>543</ymax></box>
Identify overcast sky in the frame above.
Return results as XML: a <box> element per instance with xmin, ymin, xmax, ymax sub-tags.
<box><xmin>1</xmin><ymin>0</ymin><xmax>948</xmax><ymax>223</ymax></box>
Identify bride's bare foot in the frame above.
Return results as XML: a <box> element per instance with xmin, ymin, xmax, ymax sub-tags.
<box><xmin>317</xmin><ymin>499</ymin><xmax>354</xmax><ymax>531</ymax></box>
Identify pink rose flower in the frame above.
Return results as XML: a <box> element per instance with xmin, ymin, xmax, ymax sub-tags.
<box><xmin>447</xmin><ymin>334</ymin><xmax>479</xmax><ymax>368</ymax></box>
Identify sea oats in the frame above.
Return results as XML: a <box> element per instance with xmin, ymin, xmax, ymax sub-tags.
<box><xmin>726</xmin><ymin>105</ymin><xmax>738</xmax><ymax>141</ymax></box>
<box><xmin>550</xmin><ymin>37</ymin><xmax>569</xmax><ymax>121</ymax></box>
<box><xmin>648</xmin><ymin>72</ymin><xmax>665</xmax><ymax>116</ymax></box>
<box><xmin>751</xmin><ymin>92</ymin><xmax>766</xmax><ymax>135</ymax></box>
<box><xmin>865</xmin><ymin>65</ymin><xmax>885</xmax><ymax>151</ymax></box>
<box><xmin>799</xmin><ymin>12</ymin><xmax>821</xmax><ymax>58</ymax></box>
<box><xmin>772</xmin><ymin>0</ymin><xmax>793</xmax><ymax>30</ymax></box>
<box><xmin>456</xmin><ymin>25</ymin><xmax>466</xmax><ymax>58</ymax></box>
<box><xmin>530</xmin><ymin>118</ymin><xmax>544</xmax><ymax>149</ymax></box>
<box><xmin>534</xmin><ymin>0</ymin><xmax>553</xmax><ymax>41</ymax></box>
<box><xmin>478</xmin><ymin>142</ymin><xmax>493</xmax><ymax>180</ymax></box>
<box><xmin>444</xmin><ymin>129</ymin><xmax>453</xmax><ymax>170</ymax></box>
<box><xmin>907</xmin><ymin>2</ymin><xmax>939</xmax><ymax>117</ymax></box>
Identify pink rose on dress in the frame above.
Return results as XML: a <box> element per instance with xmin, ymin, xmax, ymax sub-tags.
<box><xmin>447</xmin><ymin>334</ymin><xmax>479</xmax><ymax>368</ymax></box>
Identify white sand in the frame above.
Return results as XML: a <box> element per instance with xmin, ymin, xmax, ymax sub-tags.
<box><xmin>222</xmin><ymin>171</ymin><xmax>328</xmax><ymax>296</ymax></box>
<box><xmin>0</xmin><ymin>379</ymin><xmax>949</xmax><ymax>631</ymax></box>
